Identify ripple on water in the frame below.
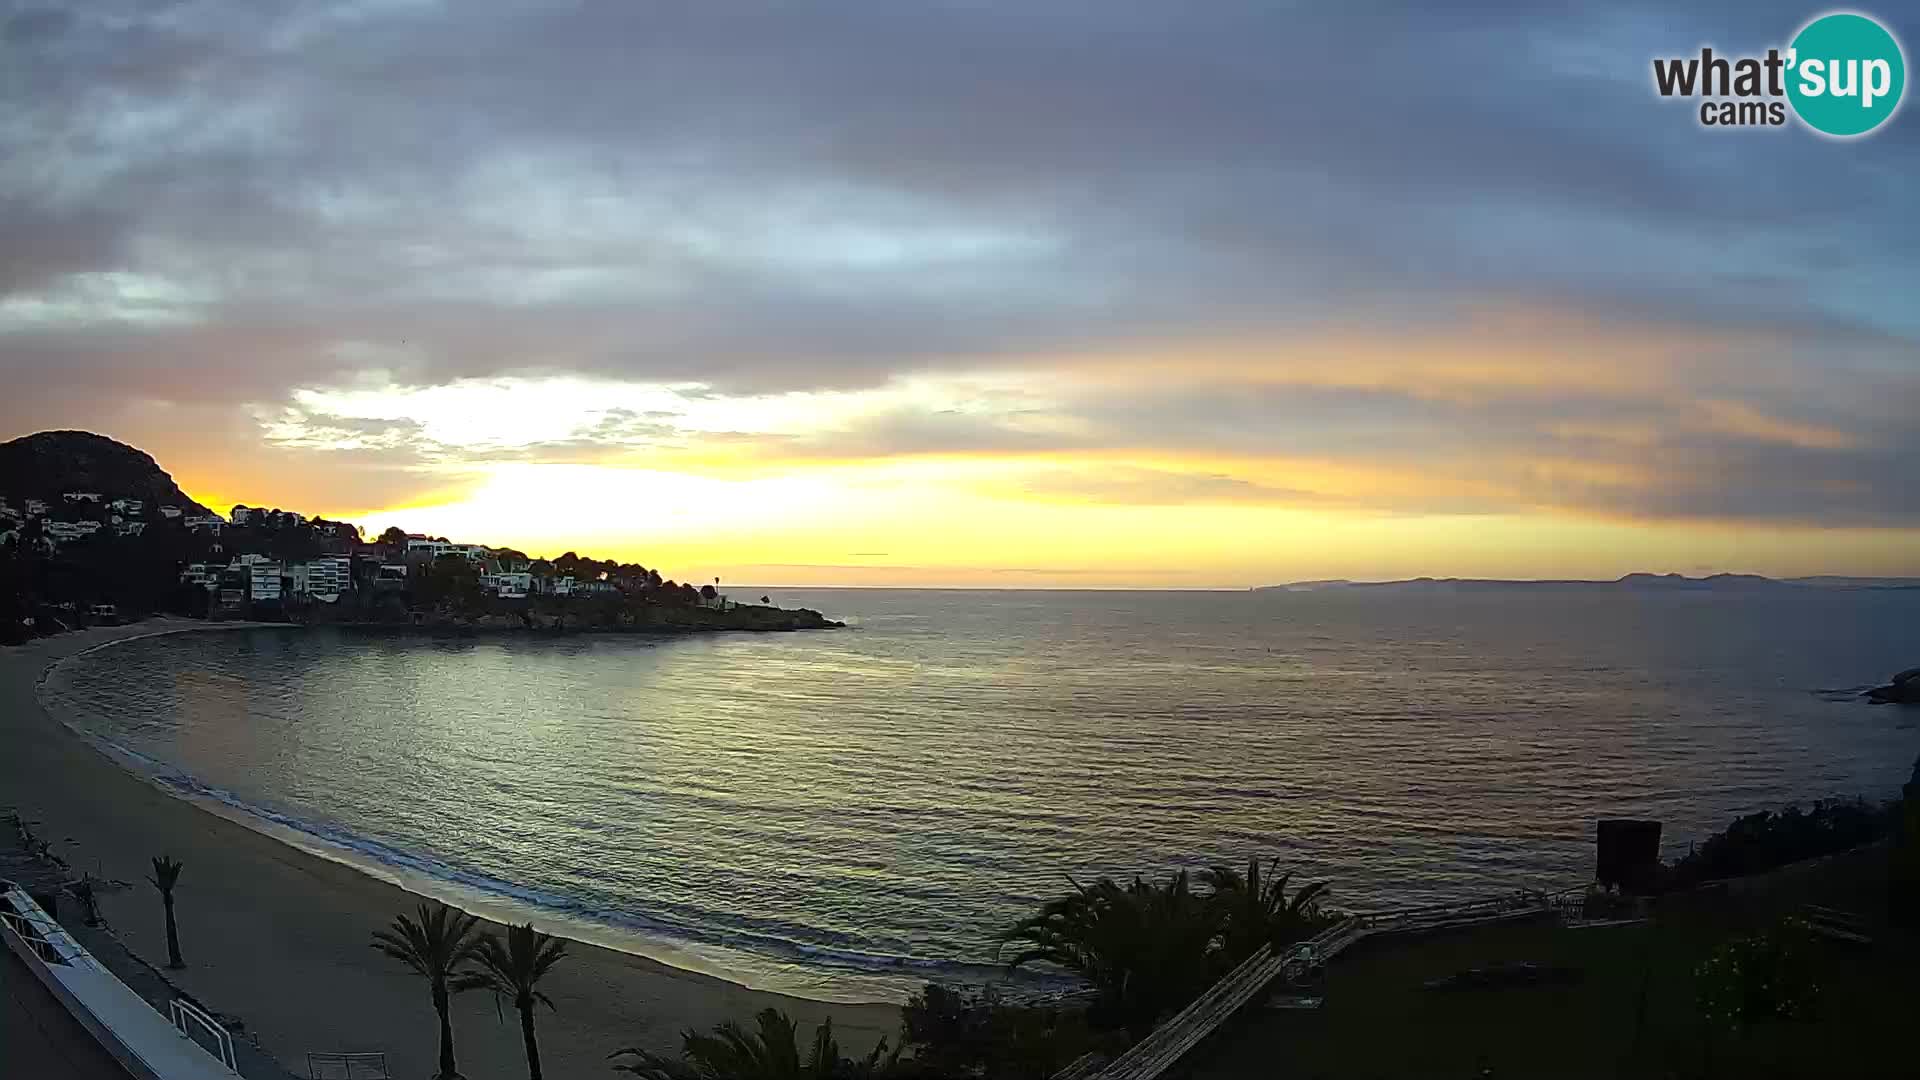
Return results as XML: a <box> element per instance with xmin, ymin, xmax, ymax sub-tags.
<box><xmin>41</xmin><ymin>587</ymin><xmax>1920</xmax><ymax>1000</ymax></box>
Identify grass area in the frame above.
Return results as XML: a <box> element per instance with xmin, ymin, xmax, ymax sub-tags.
<box><xmin>1190</xmin><ymin>846</ymin><xmax>1911</xmax><ymax>1079</ymax></box>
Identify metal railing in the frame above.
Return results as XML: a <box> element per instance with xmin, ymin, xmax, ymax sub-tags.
<box><xmin>306</xmin><ymin>1051</ymin><xmax>392</xmax><ymax>1079</ymax></box>
<box><xmin>169</xmin><ymin>997</ymin><xmax>239</xmax><ymax>1073</ymax></box>
<box><xmin>1</xmin><ymin>883</ymin><xmax>106</xmax><ymax>971</ymax></box>
<box><xmin>0</xmin><ymin>906</ymin><xmax>68</xmax><ymax>965</ymax></box>
<box><xmin>1061</xmin><ymin>885</ymin><xmax>1586</xmax><ymax>1080</ymax></box>
<box><xmin>7</xmin><ymin>881</ymin><xmax>243</xmax><ymax>1077</ymax></box>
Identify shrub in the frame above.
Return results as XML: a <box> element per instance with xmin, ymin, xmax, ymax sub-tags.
<box><xmin>1002</xmin><ymin>858</ymin><xmax>1332</xmax><ymax>1037</ymax></box>
<box><xmin>1669</xmin><ymin>799</ymin><xmax>1891</xmax><ymax>887</ymax></box>
<box><xmin>897</xmin><ymin>984</ymin><xmax>1099</xmax><ymax>1080</ymax></box>
<box><xmin>1695</xmin><ymin>921</ymin><xmax>1821</xmax><ymax>1034</ymax></box>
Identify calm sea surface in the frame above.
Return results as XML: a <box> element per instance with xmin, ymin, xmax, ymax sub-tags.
<box><xmin>43</xmin><ymin>588</ymin><xmax>1920</xmax><ymax>1000</ymax></box>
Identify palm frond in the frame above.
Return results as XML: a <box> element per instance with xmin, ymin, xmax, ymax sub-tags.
<box><xmin>609</xmin><ymin>1046</ymin><xmax>698</xmax><ymax>1080</ymax></box>
<box><xmin>474</xmin><ymin>921</ymin><xmax>570</xmax><ymax>1011</ymax></box>
<box><xmin>147</xmin><ymin>854</ymin><xmax>184</xmax><ymax>893</ymax></box>
<box><xmin>368</xmin><ymin>902</ymin><xmax>487</xmax><ymax>985</ymax></box>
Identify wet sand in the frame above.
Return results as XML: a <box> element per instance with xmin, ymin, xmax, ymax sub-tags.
<box><xmin>0</xmin><ymin>619</ymin><xmax>897</xmax><ymax>1080</ymax></box>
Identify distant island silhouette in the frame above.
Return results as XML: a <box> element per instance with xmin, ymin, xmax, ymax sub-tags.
<box><xmin>1257</xmin><ymin>573</ymin><xmax>1920</xmax><ymax>593</ymax></box>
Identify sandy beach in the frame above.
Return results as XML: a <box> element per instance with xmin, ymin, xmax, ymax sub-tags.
<box><xmin>1</xmin><ymin>620</ymin><xmax>898</xmax><ymax>1080</ymax></box>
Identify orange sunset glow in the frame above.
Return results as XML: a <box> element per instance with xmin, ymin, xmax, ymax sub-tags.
<box><xmin>4</xmin><ymin>5</ymin><xmax>1916</xmax><ymax>587</ymax></box>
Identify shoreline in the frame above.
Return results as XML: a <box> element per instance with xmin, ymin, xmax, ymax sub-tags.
<box><xmin>2</xmin><ymin>619</ymin><xmax>898</xmax><ymax>1080</ymax></box>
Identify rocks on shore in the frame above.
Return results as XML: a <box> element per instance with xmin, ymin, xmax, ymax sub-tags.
<box><xmin>305</xmin><ymin>602</ymin><xmax>844</xmax><ymax>635</ymax></box>
<box><xmin>1865</xmin><ymin>666</ymin><xmax>1920</xmax><ymax>705</ymax></box>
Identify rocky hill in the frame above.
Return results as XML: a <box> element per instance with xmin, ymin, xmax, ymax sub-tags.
<box><xmin>0</xmin><ymin>430</ymin><xmax>210</xmax><ymax>515</ymax></box>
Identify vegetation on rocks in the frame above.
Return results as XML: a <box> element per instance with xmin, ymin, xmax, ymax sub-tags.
<box><xmin>1003</xmin><ymin>857</ymin><xmax>1334</xmax><ymax>1038</ymax></box>
<box><xmin>1667</xmin><ymin>800</ymin><xmax>1894</xmax><ymax>888</ymax></box>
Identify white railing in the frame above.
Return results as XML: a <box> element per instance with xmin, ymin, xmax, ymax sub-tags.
<box><xmin>1065</xmin><ymin>886</ymin><xmax>1582</xmax><ymax>1080</ymax></box>
<box><xmin>170</xmin><ymin>997</ymin><xmax>239</xmax><ymax>1072</ymax></box>
<box><xmin>307</xmin><ymin>1051</ymin><xmax>393</xmax><ymax>1078</ymax></box>
<box><xmin>1</xmin><ymin>886</ymin><xmax>106</xmax><ymax>971</ymax></box>
<box><xmin>4</xmin><ymin>882</ymin><xmax>241</xmax><ymax>1079</ymax></box>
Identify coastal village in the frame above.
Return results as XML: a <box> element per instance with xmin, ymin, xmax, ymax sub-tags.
<box><xmin>0</xmin><ymin>432</ymin><xmax>843</xmax><ymax>638</ymax></box>
<box><xmin>2</xmin><ymin>489</ymin><xmax>730</xmax><ymax>625</ymax></box>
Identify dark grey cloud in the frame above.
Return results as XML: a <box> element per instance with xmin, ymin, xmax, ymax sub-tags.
<box><xmin>1</xmin><ymin>0</ymin><xmax>1916</xmax><ymax>524</ymax></box>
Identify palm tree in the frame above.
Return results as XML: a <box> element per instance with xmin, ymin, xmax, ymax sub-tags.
<box><xmin>370</xmin><ymin>903</ymin><xmax>488</xmax><ymax>1080</ymax></box>
<box><xmin>611</xmin><ymin>1008</ymin><xmax>891</xmax><ymax>1079</ymax></box>
<box><xmin>1003</xmin><ymin>871</ymin><xmax>1220</xmax><ymax>1038</ymax></box>
<box><xmin>1201</xmin><ymin>858</ymin><xmax>1334</xmax><ymax>965</ymax></box>
<box><xmin>474</xmin><ymin>922</ymin><xmax>569</xmax><ymax>1080</ymax></box>
<box><xmin>146</xmin><ymin>855</ymin><xmax>185</xmax><ymax>968</ymax></box>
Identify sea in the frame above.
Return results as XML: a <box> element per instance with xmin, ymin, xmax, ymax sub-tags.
<box><xmin>40</xmin><ymin>587</ymin><xmax>1920</xmax><ymax>1002</ymax></box>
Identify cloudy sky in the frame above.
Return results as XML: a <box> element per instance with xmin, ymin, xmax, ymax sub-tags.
<box><xmin>3</xmin><ymin>1</ymin><xmax>1916</xmax><ymax>586</ymax></box>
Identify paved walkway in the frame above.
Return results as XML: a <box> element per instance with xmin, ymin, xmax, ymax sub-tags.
<box><xmin>3</xmin><ymin>948</ymin><xmax>132</xmax><ymax>1079</ymax></box>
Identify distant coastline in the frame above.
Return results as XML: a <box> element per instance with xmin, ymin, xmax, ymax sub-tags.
<box><xmin>1256</xmin><ymin>572</ymin><xmax>1920</xmax><ymax>593</ymax></box>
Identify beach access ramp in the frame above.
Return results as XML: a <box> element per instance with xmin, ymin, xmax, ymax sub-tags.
<box><xmin>3</xmin><ymin>882</ymin><xmax>241</xmax><ymax>1079</ymax></box>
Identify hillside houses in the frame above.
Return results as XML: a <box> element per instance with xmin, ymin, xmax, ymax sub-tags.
<box><xmin>7</xmin><ymin>476</ymin><xmax>710</xmax><ymax>626</ymax></box>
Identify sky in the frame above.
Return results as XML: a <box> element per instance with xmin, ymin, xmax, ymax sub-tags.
<box><xmin>3</xmin><ymin>1</ymin><xmax>1917</xmax><ymax>587</ymax></box>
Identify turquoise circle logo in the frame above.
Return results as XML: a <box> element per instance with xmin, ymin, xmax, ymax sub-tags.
<box><xmin>1787</xmin><ymin>12</ymin><xmax>1906</xmax><ymax>136</ymax></box>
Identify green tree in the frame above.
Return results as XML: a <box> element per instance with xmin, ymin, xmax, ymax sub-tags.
<box><xmin>474</xmin><ymin>922</ymin><xmax>569</xmax><ymax>1080</ymax></box>
<box><xmin>371</xmin><ymin>903</ymin><xmax>489</xmax><ymax>1080</ymax></box>
<box><xmin>899</xmin><ymin>983</ymin><xmax>1094</xmax><ymax>1080</ymax></box>
<box><xmin>611</xmin><ymin>1008</ymin><xmax>890</xmax><ymax>1080</ymax></box>
<box><xmin>146</xmin><ymin>855</ymin><xmax>186</xmax><ymax>968</ymax></box>
<box><xmin>1004</xmin><ymin>871</ymin><xmax>1219</xmax><ymax>1038</ymax></box>
<box><xmin>1893</xmin><ymin>754</ymin><xmax>1920</xmax><ymax>926</ymax></box>
<box><xmin>1201</xmin><ymin>858</ymin><xmax>1333</xmax><ymax>965</ymax></box>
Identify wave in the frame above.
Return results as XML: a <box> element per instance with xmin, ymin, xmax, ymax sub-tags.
<box><xmin>46</xmin><ymin>685</ymin><xmax>1048</xmax><ymax>1000</ymax></box>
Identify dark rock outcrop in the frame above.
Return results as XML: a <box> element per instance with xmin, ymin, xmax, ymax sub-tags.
<box><xmin>0</xmin><ymin>430</ymin><xmax>210</xmax><ymax>515</ymax></box>
<box><xmin>1866</xmin><ymin>667</ymin><xmax>1920</xmax><ymax>705</ymax></box>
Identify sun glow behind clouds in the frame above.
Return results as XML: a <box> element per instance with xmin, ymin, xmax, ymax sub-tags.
<box><xmin>269</xmin><ymin>371</ymin><xmax>1071</xmax><ymax>456</ymax></box>
<box><xmin>354</xmin><ymin>456</ymin><xmax>1920</xmax><ymax>587</ymax></box>
<box><xmin>249</xmin><ymin>321</ymin><xmax>1920</xmax><ymax>586</ymax></box>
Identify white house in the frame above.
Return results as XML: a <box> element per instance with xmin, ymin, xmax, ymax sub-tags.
<box><xmin>229</xmin><ymin>506</ymin><xmax>253</xmax><ymax>525</ymax></box>
<box><xmin>62</xmin><ymin>491</ymin><xmax>102</xmax><ymax>503</ymax></box>
<box><xmin>184</xmin><ymin>515</ymin><xmax>224</xmax><ymax>533</ymax></box>
<box><xmin>24</xmin><ymin>498</ymin><xmax>48</xmax><ymax>516</ymax></box>
<box><xmin>158</xmin><ymin>505</ymin><xmax>183</xmax><ymax>519</ymax></box>
<box><xmin>303</xmin><ymin>555</ymin><xmax>353</xmax><ymax>598</ymax></box>
<box><xmin>243</xmin><ymin>557</ymin><xmax>283</xmax><ymax>602</ymax></box>
<box><xmin>482</xmin><ymin>571</ymin><xmax>533</xmax><ymax>599</ymax></box>
<box><xmin>43</xmin><ymin>520</ymin><xmax>102</xmax><ymax>542</ymax></box>
<box><xmin>406</xmin><ymin>539</ymin><xmax>490</xmax><ymax>562</ymax></box>
<box><xmin>180</xmin><ymin>563</ymin><xmax>223</xmax><ymax>589</ymax></box>
<box><xmin>108</xmin><ymin>498</ymin><xmax>144</xmax><ymax>514</ymax></box>
<box><xmin>116</xmin><ymin>521</ymin><xmax>147</xmax><ymax>537</ymax></box>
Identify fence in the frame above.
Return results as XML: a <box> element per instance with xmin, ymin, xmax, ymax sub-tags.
<box><xmin>170</xmin><ymin>997</ymin><xmax>240</xmax><ymax>1072</ymax></box>
<box><xmin>1061</xmin><ymin>886</ymin><xmax>1579</xmax><ymax>1080</ymax></box>
<box><xmin>306</xmin><ymin>1051</ymin><xmax>392</xmax><ymax>1079</ymax></box>
<box><xmin>3</xmin><ymin>880</ymin><xmax>241</xmax><ymax>1079</ymax></box>
<box><xmin>1</xmin><ymin>885</ymin><xmax>104</xmax><ymax>970</ymax></box>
